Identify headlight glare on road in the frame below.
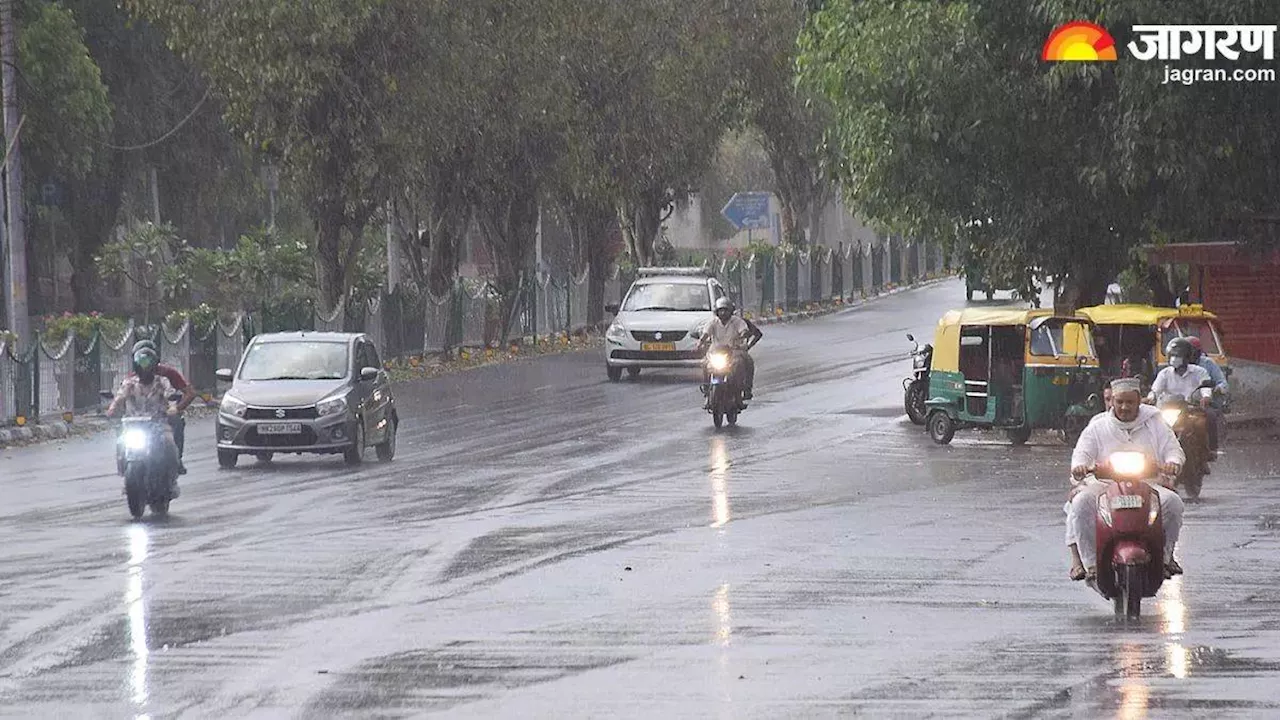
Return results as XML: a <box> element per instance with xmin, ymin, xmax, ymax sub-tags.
<box><xmin>123</xmin><ymin>429</ymin><xmax>149</xmax><ymax>451</ymax></box>
<box><xmin>1161</xmin><ymin>408</ymin><xmax>1181</xmax><ymax>426</ymax></box>
<box><xmin>707</xmin><ymin>351</ymin><xmax>730</xmax><ymax>372</ymax></box>
<box><xmin>606</xmin><ymin>323</ymin><xmax>626</xmax><ymax>343</ymax></box>
<box><xmin>220</xmin><ymin>394</ymin><xmax>247</xmax><ymax>418</ymax></box>
<box><xmin>318</xmin><ymin>395</ymin><xmax>348</xmax><ymax>417</ymax></box>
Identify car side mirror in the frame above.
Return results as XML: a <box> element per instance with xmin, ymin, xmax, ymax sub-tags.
<box><xmin>605</xmin><ymin>303</ymin><xmax>620</xmax><ymax>315</ymax></box>
<box><xmin>216</xmin><ymin>368</ymin><xmax>233</xmax><ymax>382</ymax></box>
<box><xmin>360</xmin><ymin>366</ymin><xmax>380</xmax><ymax>382</ymax></box>
<box><xmin>906</xmin><ymin>333</ymin><xmax>915</xmax><ymax>342</ymax></box>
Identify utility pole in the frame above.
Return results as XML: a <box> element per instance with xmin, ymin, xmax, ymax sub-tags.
<box><xmin>2</xmin><ymin>0</ymin><xmax>28</xmax><ymax>345</ymax></box>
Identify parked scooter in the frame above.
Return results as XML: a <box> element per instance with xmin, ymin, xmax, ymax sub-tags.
<box><xmin>903</xmin><ymin>333</ymin><xmax>933</xmax><ymax>425</ymax></box>
<box><xmin>101</xmin><ymin>391</ymin><xmax>182</xmax><ymax>520</ymax></box>
<box><xmin>1083</xmin><ymin>449</ymin><xmax>1170</xmax><ymax>619</ymax></box>
<box><xmin>1156</xmin><ymin>379</ymin><xmax>1217</xmax><ymax>500</ymax></box>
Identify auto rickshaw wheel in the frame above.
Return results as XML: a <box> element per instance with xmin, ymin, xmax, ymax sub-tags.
<box><xmin>928</xmin><ymin>411</ymin><xmax>955</xmax><ymax>445</ymax></box>
<box><xmin>1007</xmin><ymin>425</ymin><xmax>1032</xmax><ymax>446</ymax></box>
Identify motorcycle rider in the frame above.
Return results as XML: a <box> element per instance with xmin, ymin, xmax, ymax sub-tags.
<box><xmin>1187</xmin><ymin>335</ymin><xmax>1227</xmax><ymax>457</ymax></box>
<box><xmin>1066</xmin><ymin>377</ymin><xmax>1185</xmax><ymax>581</ymax></box>
<box><xmin>129</xmin><ymin>339</ymin><xmax>196</xmax><ymax>474</ymax></box>
<box><xmin>106</xmin><ymin>346</ymin><xmax>182</xmax><ymax>497</ymax></box>
<box><xmin>700</xmin><ymin>297</ymin><xmax>762</xmax><ymax>402</ymax></box>
<box><xmin>1149</xmin><ymin>337</ymin><xmax>1216</xmax><ymax>455</ymax></box>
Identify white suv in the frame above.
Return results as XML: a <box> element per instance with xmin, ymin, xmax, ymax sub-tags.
<box><xmin>603</xmin><ymin>268</ymin><xmax>728</xmax><ymax>381</ymax></box>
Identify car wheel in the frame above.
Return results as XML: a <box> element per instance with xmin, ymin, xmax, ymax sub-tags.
<box><xmin>376</xmin><ymin>417</ymin><xmax>397</xmax><ymax>462</ymax></box>
<box><xmin>627</xmin><ymin>367</ymin><xmax>641</xmax><ymax>378</ymax></box>
<box><xmin>344</xmin><ymin>420</ymin><xmax>365</xmax><ymax>465</ymax></box>
<box><xmin>217</xmin><ymin>449</ymin><xmax>238</xmax><ymax>469</ymax></box>
<box><xmin>255</xmin><ymin>452</ymin><xmax>274</xmax><ymax>464</ymax></box>
<box><xmin>607</xmin><ymin>365</ymin><xmax>623</xmax><ymax>382</ymax></box>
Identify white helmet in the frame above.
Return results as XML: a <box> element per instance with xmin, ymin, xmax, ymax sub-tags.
<box><xmin>714</xmin><ymin>297</ymin><xmax>734</xmax><ymax>315</ymax></box>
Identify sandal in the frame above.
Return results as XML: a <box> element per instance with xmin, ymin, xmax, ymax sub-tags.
<box><xmin>1070</xmin><ymin>565</ymin><xmax>1088</xmax><ymax>581</ymax></box>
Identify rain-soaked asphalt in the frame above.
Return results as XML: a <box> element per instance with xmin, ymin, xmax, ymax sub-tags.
<box><xmin>2</xmin><ymin>279</ymin><xmax>1280</xmax><ymax>719</ymax></box>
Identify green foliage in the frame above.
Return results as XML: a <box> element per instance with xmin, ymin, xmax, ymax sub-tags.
<box><xmin>41</xmin><ymin>311</ymin><xmax>127</xmax><ymax>343</ymax></box>
<box><xmin>165</xmin><ymin>303</ymin><xmax>219</xmax><ymax>332</ymax></box>
<box><xmin>18</xmin><ymin>0</ymin><xmax>112</xmax><ymax>179</ymax></box>
<box><xmin>799</xmin><ymin>0</ymin><xmax>1279</xmax><ymax>308</ymax></box>
<box><xmin>95</xmin><ymin>222</ymin><xmax>191</xmax><ymax>317</ymax></box>
<box><xmin>182</xmin><ymin>228</ymin><xmax>314</xmax><ymax>312</ymax></box>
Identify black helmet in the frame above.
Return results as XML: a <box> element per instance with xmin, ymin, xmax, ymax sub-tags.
<box><xmin>132</xmin><ymin>347</ymin><xmax>159</xmax><ymax>379</ymax></box>
<box><xmin>132</xmin><ymin>339</ymin><xmax>158</xmax><ymax>356</ymax></box>
<box><xmin>1165</xmin><ymin>337</ymin><xmax>1193</xmax><ymax>367</ymax></box>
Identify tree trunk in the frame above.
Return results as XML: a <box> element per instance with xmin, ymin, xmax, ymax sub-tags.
<box><xmin>619</xmin><ymin>195</ymin><xmax>663</xmax><ymax>267</ymax></box>
<box><xmin>566</xmin><ymin>199</ymin><xmax>616</xmax><ymax>326</ymax></box>
<box><xmin>1055</xmin><ymin>264</ymin><xmax>1110</xmax><ymax>314</ymax></box>
<box><xmin>1145</xmin><ymin>265</ymin><xmax>1177</xmax><ymax>307</ymax></box>
<box><xmin>314</xmin><ymin>214</ymin><xmax>346</xmax><ymax>315</ymax></box>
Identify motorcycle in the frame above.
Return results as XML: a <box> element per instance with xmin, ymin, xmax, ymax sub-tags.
<box><xmin>701</xmin><ymin>348</ymin><xmax>745</xmax><ymax>429</ymax></box>
<box><xmin>1085</xmin><ymin>449</ymin><xmax>1170</xmax><ymax>619</ymax></box>
<box><xmin>1156</xmin><ymin>380</ymin><xmax>1216</xmax><ymax>500</ymax></box>
<box><xmin>101</xmin><ymin>391</ymin><xmax>182</xmax><ymax>520</ymax></box>
<box><xmin>903</xmin><ymin>333</ymin><xmax>933</xmax><ymax>425</ymax></box>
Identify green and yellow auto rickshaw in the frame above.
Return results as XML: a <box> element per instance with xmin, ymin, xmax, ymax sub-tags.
<box><xmin>1077</xmin><ymin>303</ymin><xmax>1231</xmax><ymax>387</ymax></box>
<box><xmin>924</xmin><ymin>308</ymin><xmax>1103</xmax><ymax>445</ymax></box>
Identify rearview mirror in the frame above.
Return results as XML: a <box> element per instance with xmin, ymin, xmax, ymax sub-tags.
<box><xmin>605</xmin><ymin>303</ymin><xmax>620</xmax><ymax>315</ymax></box>
<box><xmin>360</xmin><ymin>366</ymin><xmax>380</xmax><ymax>382</ymax></box>
<box><xmin>215</xmin><ymin>368</ymin><xmax>233</xmax><ymax>382</ymax></box>
<box><xmin>906</xmin><ymin>333</ymin><xmax>915</xmax><ymax>342</ymax></box>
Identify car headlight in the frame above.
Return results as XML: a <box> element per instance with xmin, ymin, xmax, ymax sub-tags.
<box><xmin>220</xmin><ymin>394</ymin><xmax>247</xmax><ymax>418</ymax></box>
<box><xmin>1108</xmin><ymin>451</ymin><xmax>1148</xmax><ymax>478</ymax></box>
<box><xmin>707</xmin><ymin>351</ymin><xmax>730</xmax><ymax>372</ymax></box>
<box><xmin>123</xmin><ymin>429</ymin><xmax>149</xmax><ymax>451</ymax></box>
<box><xmin>606</xmin><ymin>323</ymin><xmax>627</xmax><ymax>343</ymax></box>
<box><xmin>317</xmin><ymin>395</ymin><xmax>349</xmax><ymax>417</ymax></box>
<box><xmin>1161</xmin><ymin>408</ymin><xmax>1182</xmax><ymax>426</ymax></box>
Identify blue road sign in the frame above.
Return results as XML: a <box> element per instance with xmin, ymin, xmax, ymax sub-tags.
<box><xmin>720</xmin><ymin>192</ymin><xmax>771</xmax><ymax>231</ymax></box>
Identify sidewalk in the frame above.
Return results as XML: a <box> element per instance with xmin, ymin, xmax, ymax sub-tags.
<box><xmin>1225</xmin><ymin>359</ymin><xmax>1280</xmax><ymax>430</ymax></box>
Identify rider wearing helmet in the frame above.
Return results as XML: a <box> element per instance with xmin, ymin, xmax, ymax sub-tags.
<box><xmin>1149</xmin><ymin>337</ymin><xmax>1217</xmax><ymax>453</ymax></box>
<box><xmin>700</xmin><ymin>297</ymin><xmax>763</xmax><ymax>400</ymax></box>
<box><xmin>107</xmin><ymin>347</ymin><xmax>182</xmax><ymax>496</ymax></box>
<box><xmin>128</xmin><ymin>339</ymin><xmax>195</xmax><ymax>474</ymax></box>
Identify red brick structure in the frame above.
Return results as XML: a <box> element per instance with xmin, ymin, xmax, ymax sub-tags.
<box><xmin>1145</xmin><ymin>242</ymin><xmax>1280</xmax><ymax>364</ymax></box>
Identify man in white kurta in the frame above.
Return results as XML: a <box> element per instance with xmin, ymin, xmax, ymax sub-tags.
<box><xmin>1066</xmin><ymin>378</ymin><xmax>1186</xmax><ymax>580</ymax></box>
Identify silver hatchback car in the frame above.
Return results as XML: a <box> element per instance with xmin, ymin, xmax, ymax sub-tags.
<box><xmin>215</xmin><ymin>332</ymin><xmax>397</xmax><ymax>468</ymax></box>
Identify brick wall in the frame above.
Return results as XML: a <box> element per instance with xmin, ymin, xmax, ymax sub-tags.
<box><xmin>1202</xmin><ymin>264</ymin><xmax>1280</xmax><ymax>364</ymax></box>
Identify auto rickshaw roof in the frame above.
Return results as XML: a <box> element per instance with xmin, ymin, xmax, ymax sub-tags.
<box><xmin>1077</xmin><ymin>303</ymin><xmax>1219</xmax><ymax>325</ymax></box>
<box><xmin>936</xmin><ymin>308</ymin><xmax>1072</xmax><ymax>327</ymax></box>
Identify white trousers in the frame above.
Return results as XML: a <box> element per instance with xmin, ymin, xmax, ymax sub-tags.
<box><xmin>1064</xmin><ymin>479</ymin><xmax>1183</xmax><ymax>568</ymax></box>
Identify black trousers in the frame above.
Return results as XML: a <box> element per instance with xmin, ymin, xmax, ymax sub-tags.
<box><xmin>169</xmin><ymin>415</ymin><xmax>186</xmax><ymax>457</ymax></box>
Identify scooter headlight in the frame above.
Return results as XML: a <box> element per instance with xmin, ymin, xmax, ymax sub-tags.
<box><xmin>1108</xmin><ymin>451</ymin><xmax>1148</xmax><ymax>479</ymax></box>
<box><xmin>123</xmin><ymin>429</ymin><xmax>149</xmax><ymax>451</ymax></box>
<box><xmin>707</xmin><ymin>351</ymin><xmax>730</xmax><ymax>372</ymax></box>
<box><xmin>1161</xmin><ymin>408</ymin><xmax>1182</xmax><ymax>426</ymax></box>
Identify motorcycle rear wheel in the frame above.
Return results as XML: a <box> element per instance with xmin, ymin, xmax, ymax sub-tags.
<box><xmin>905</xmin><ymin>382</ymin><xmax>927</xmax><ymax>425</ymax></box>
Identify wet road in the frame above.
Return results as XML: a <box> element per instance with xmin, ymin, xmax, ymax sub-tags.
<box><xmin>2</xmin><ymin>279</ymin><xmax>1280</xmax><ymax>718</ymax></box>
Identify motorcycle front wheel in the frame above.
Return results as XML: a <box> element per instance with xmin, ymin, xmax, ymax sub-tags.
<box><xmin>124</xmin><ymin>463</ymin><xmax>146</xmax><ymax>520</ymax></box>
<box><xmin>905</xmin><ymin>382</ymin><xmax>927</xmax><ymax>425</ymax></box>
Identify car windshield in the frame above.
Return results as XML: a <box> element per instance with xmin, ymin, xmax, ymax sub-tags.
<box><xmin>238</xmin><ymin>341</ymin><xmax>349</xmax><ymax>381</ymax></box>
<box><xmin>1029</xmin><ymin>321</ymin><xmax>1095</xmax><ymax>357</ymax></box>
<box><xmin>622</xmin><ymin>282</ymin><xmax>710</xmax><ymax>312</ymax></box>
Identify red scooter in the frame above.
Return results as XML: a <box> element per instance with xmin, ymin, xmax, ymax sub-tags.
<box><xmin>1086</xmin><ymin>450</ymin><xmax>1169</xmax><ymax>619</ymax></box>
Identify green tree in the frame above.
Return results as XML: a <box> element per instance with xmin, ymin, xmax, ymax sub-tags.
<box><xmin>799</xmin><ymin>0</ymin><xmax>1279</xmax><ymax>310</ymax></box>
<box><xmin>96</xmin><ymin>222</ymin><xmax>189</xmax><ymax>322</ymax></box>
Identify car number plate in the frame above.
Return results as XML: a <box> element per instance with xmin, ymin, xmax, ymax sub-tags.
<box><xmin>641</xmin><ymin>342</ymin><xmax>676</xmax><ymax>352</ymax></box>
<box><xmin>258</xmin><ymin>422</ymin><xmax>302</xmax><ymax>435</ymax></box>
<box><xmin>1112</xmin><ymin>494</ymin><xmax>1144</xmax><ymax>509</ymax></box>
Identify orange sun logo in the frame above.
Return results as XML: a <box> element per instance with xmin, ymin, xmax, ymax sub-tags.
<box><xmin>1042</xmin><ymin>21</ymin><xmax>1118</xmax><ymax>61</ymax></box>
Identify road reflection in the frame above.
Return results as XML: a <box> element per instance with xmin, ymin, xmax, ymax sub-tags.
<box><xmin>708</xmin><ymin>436</ymin><xmax>731</xmax><ymax>529</ymax></box>
<box><xmin>1159</xmin><ymin>576</ymin><xmax>1190</xmax><ymax>679</ymax></box>
<box><xmin>712</xmin><ymin>583</ymin><xmax>734</xmax><ymax>714</ymax></box>
<box><xmin>1115</xmin><ymin>641</ymin><xmax>1149</xmax><ymax>720</ymax></box>
<box><xmin>125</xmin><ymin>524</ymin><xmax>150</xmax><ymax>718</ymax></box>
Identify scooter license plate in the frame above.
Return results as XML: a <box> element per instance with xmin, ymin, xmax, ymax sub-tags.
<box><xmin>1112</xmin><ymin>494</ymin><xmax>1144</xmax><ymax>509</ymax></box>
<box><xmin>258</xmin><ymin>422</ymin><xmax>302</xmax><ymax>435</ymax></box>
